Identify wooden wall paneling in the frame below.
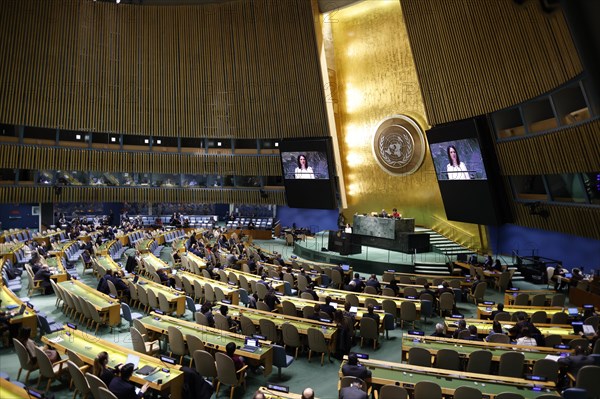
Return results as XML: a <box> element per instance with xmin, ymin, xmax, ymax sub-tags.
<box><xmin>497</xmin><ymin>119</ymin><xmax>600</xmax><ymax>175</ymax></box>
<box><xmin>401</xmin><ymin>0</ymin><xmax>582</xmax><ymax>125</ymax></box>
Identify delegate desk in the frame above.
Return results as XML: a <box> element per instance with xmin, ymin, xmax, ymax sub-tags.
<box><xmin>180</xmin><ymin>252</ymin><xmax>207</xmax><ymax>272</ymax></box>
<box><xmin>178</xmin><ymin>270</ymin><xmax>240</xmax><ymax>305</ymax></box>
<box><xmin>258</xmin><ymin>386</ymin><xmax>319</xmax><ymax>399</ymax></box>
<box><xmin>0</xmin><ymin>378</ymin><xmax>29</xmax><ymax>399</ymax></box>
<box><xmin>226</xmin><ymin>269</ymin><xmax>285</xmax><ymax>293</ymax></box>
<box><xmin>95</xmin><ymin>255</ymin><xmax>122</xmax><ymax>273</ymax></box>
<box><xmin>0</xmin><ymin>284</ymin><xmax>37</xmax><ymax>335</ymax></box>
<box><xmin>276</xmin><ymin>296</ymin><xmax>382</xmax><ymax>325</ymax></box>
<box><xmin>313</xmin><ymin>286</ymin><xmax>421</xmax><ymax>315</ymax></box>
<box><xmin>0</xmin><ymin>243</ymin><xmax>24</xmax><ymax>264</ymax></box>
<box><xmin>34</xmin><ymin>232</ymin><xmax>61</xmax><ymax>247</ymax></box>
<box><xmin>140</xmin><ymin>313</ymin><xmax>273</xmax><ymax>376</ymax></box>
<box><xmin>45</xmin><ymin>256</ymin><xmax>69</xmax><ymax>283</ymax></box>
<box><xmin>171</xmin><ymin>239</ymin><xmax>188</xmax><ymax>254</ymax></box>
<box><xmin>135</xmin><ymin>277</ymin><xmax>186</xmax><ymax>316</ymax></box>
<box><xmin>339</xmin><ymin>357</ymin><xmax>558</xmax><ymax>398</ymax></box>
<box><xmin>382</xmin><ymin>271</ymin><xmax>467</xmax><ymax>286</ymax></box>
<box><xmin>505</xmin><ymin>289</ymin><xmax>558</xmax><ymax>306</ymax></box>
<box><xmin>445</xmin><ymin>318</ymin><xmax>580</xmax><ymax>341</ymax></box>
<box><xmin>224</xmin><ymin>303</ymin><xmax>338</xmax><ymax>343</ymax></box>
<box><xmin>402</xmin><ymin>334</ymin><xmax>573</xmax><ymax>365</ymax></box>
<box><xmin>137</xmin><ymin>238</ymin><xmax>156</xmax><ymax>254</ymax></box>
<box><xmin>96</xmin><ymin>240</ymin><xmax>117</xmax><ymax>256</ymax></box>
<box><xmin>141</xmin><ymin>253</ymin><xmax>171</xmax><ymax>273</ymax></box>
<box><xmin>477</xmin><ymin>305</ymin><xmax>579</xmax><ymax>321</ymax></box>
<box><xmin>43</xmin><ymin>327</ymin><xmax>183</xmax><ymax>398</ymax></box>
<box><xmin>58</xmin><ymin>280</ymin><xmax>121</xmax><ymax>328</ymax></box>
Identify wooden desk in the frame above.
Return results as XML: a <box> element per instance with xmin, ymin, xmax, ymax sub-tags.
<box><xmin>477</xmin><ymin>305</ymin><xmax>575</xmax><ymax>321</ymax></box>
<box><xmin>140</xmin><ymin>313</ymin><xmax>273</xmax><ymax>376</ymax></box>
<box><xmin>226</xmin><ymin>269</ymin><xmax>285</xmax><ymax>293</ymax></box>
<box><xmin>137</xmin><ymin>238</ymin><xmax>156</xmax><ymax>254</ymax></box>
<box><xmin>0</xmin><ymin>284</ymin><xmax>37</xmax><ymax>335</ymax></box>
<box><xmin>43</xmin><ymin>327</ymin><xmax>183</xmax><ymax>399</ymax></box>
<box><xmin>178</xmin><ymin>271</ymin><xmax>239</xmax><ymax>305</ymax></box>
<box><xmin>445</xmin><ymin>317</ymin><xmax>580</xmax><ymax>341</ymax></box>
<box><xmin>339</xmin><ymin>357</ymin><xmax>558</xmax><ymax>398</ymax></box>
<box><xmin>224</xmin><ymin>303</ymin><xmax>337</xmax><ymax>342</ymax></box>
<box><xmin>180</xmin><ymin>252</ymin><xmax>207</xmax><ymax>271</ymax></box>
<box><xmin>34</xmin><ymin>232</ymin><xmax>60</xmax><ymax>247</ymax></box>
<box><xmin>276</xmin><ymin>296</ymin><xmax>381</xmax><ymax>325</ymax></box>
<box><xmin>401</xmin><ymin>334</ymin><xmax>572</xmax><ymax>365</ymax></box>
<box><xmin>382</xmin><ymin>271</ymin><xmax>467</xmax><ymax>286</ymax></box>
<box><xmin>95</xmin><ymin>255</ymin><xmax>122</xmax><ymax>273</ymax></box>
<box><xmin>0</xmin><ymin>243</ymin><xmax>24</xmax><ymax>263</ymax></box>
<box><xmin>258</xmin><ymin>386</ymin><xmax>320</xmax><ymax>399</ymax></box>
<box><xmin>0</xmin><ymin>377</ymin><xmax>29</xmax><ymax>398</ymax></box>
<box><xmin>46</xmin><ymin>256</ymin><xmax>69</xmax><ymax>283</ymax></box>
<box><xmin>313</xmin><ymin>286</ymin><xmax>421</xmax><ymax>314</ymax></box>
<box><xmin>504</xmin><ymin>289</ymin><xmax>557</xmax><ymax>305</ymax></box>
<box><xmin>96</xmin><ymin>240</ymin><xmax>117</xmax><ymax>256</ymax></box>
<box><xmin>136</xmin><ymin>277</ymin><xmax>186</xmax><ymax>316</ymax></box>
<box><xmin>58</xmin><ymin>280</ymin><xmax>121</xmax><ymax>327</ymax></box>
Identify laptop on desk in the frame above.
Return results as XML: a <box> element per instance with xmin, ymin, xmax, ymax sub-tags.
<box><xmin>241</xmin><ymin>337</ymin><xmax>259</xmax><ymax>353</ymax></box>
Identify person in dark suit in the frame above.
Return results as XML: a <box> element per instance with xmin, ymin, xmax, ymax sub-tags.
<box><xmin>93</xmin><ymin>351</ymin><xmax>115</xmax><ymax>387</ymax></box>
<box><xmin>342</xmin><ymin>354</ymin><xmax>372</xmax><ymax>380</ymax></box>
<box><xmin>339</xmin><ymin>381</ymin><xmax>367</xmax><ymax>399</ymax></box>
<box><xmin>108</xmin><ymin>363</ymin><xmax>149</xmax><ymax>399</ymax></box>
<box><xmin>490</xmin><ymin>303</ymin><xmax>505</xmax><ymax>320</ymax></box>
<box><xmin>464</xmin><ymin>325</ymin><xmax>483</xmax><ymax>341</ymax></box>
<box><xmin>320</xmin><ymin>297</ymin><xmax>336</xmax><ymax>319</ymax></box>
<box><xmin>419</xmin><ymin>283</ymin><xmax>436</xmax><ymax>298</ymax></box>
<box><xmin>362</xmin><ymin>304</ymin><xmax>380</xmax><ymax>326</ymax></box>
<box><xmin>364</xmin><ymin>274</ymin><xmax>381</xmax><ymax>293</ymax></box>
<box><xmin>351</xmin><ymin>273</ymin><xmax>365</xmax><ymax>293</ymax></box>
<box><xmin>558</xmin><ymin>345</ymin><xmax>595</xmax><ymax>376</ymax></box>
<box><xmin>34</xmin><ymin>265</ymin><xmax>52</xmax><ymax>295</ymax></box>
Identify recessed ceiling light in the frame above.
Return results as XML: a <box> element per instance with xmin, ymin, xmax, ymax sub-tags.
<box><xmin>274</xmin><ymin>142</ymin><xmax>279</xmax><ymax>147</ymax></box>
<box><xmin>217</xmin><ymin>141</ymin><xmax>222</xmax><ymax>147</ymax></box>
<box><xmin>75</xmin><ymin>134</ymin><xmax>81</xmax><ymax>140</ymax></box>
<box><xmin>156</xmin><ymin>140</ymin><xmax>161</xmax><ymax>145</ymax></box>
<box><xmin>111</xmin><ymin>137</ymin><xmax>116</xmax><ymax>142</ymax></box>
<box><xmin>144</xmin><ymin>139</ymin><xmax>149</xmax><ymax>144</ymax></box>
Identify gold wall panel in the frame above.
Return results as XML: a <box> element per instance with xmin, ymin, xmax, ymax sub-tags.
<box><xmin>326</xmin><ymin>0</ymin><xmax>484</xmax><ymax>250</ymax></box>
<box><xmin>0</xmin><ymin>0</ymin><xmax>327</xmax><ymax>139</ymax></box>
<box><xmin>401</xmin><ymin>0</ymin><xmax>582</xmax><ymax>125</ymax></box>
<box><xmin>497</xmin><ymin>119</ymin><xmax>600</xmax><ymax>175</ymax></box>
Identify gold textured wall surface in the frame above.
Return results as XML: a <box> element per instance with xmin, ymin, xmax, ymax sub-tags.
<box><xmin>0</xmin><ymin>0</ymin><xmax>328</xmax><ymax>138</ymax></box>
<box><xmin>326</xmin><ymin>0</ymin><xmax>484</xmax><ymax>249</ymax></box>
<box><xmin>401</xmin><ymin>0</ymin><xmax>582</xmax><ymax>125</ymax></box>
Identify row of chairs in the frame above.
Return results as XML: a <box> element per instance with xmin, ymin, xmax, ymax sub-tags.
<box><xmin>125</xmin><ymin>281</ymin><xmax>182</xmax><ymax>316</ymax></box>
<box><xmin>492</xmin><ymin>309</ymin><xmax>590</xmax><ymax>325</ymax></box>
<box><xmin>50</xmin><ymin>280</ymin><xmax>111</xmax><ymax>333</ymax></box>
<box><xmin>125</xmin><ymin>230</ymin><xmax>145</xmax><ymax>246</ymax></box>
<box><xmin>2</xmin><ymin>229</ymin><xmax>33</xmax><ymax>243</ymax></box>
<box><xmin>153</xmin><ymin>229</ymin><xmax>186</xmax><ymax>243</ymax></box>
<box><xmin>512</xmin><ymin>292</ymin><xmax>566</xmax><ymax>307</ymax></box>
<box><xmin>407</xmin><ymin>346</ymin><xmax>560</xmax><ymax>380</ymax></box>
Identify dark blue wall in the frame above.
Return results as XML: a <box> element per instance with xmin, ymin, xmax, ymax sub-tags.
<box><xmin>0</xmin><ymin>203</ymin><xmax>39</xmax><ymax>230</ymax></box>
<box><xmin>276</xmin><ymin>206</ymin><xmax>339</xmax><ymax>233</ymax></box>
<box><xmin>489</xmin><ymin>224</ymin><xmax>600</xmax><ymax>269</ymax></box>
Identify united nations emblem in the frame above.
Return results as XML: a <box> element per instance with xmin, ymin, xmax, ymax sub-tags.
<box><xmin>372</xmin><ymin>115</ymin><xmax>426</xmax><ymax>176</ymax></box>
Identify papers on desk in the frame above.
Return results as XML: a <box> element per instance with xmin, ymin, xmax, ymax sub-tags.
<box><xmin>48</xmin><ymin>336</ymin><xmax>64</xmax><ymax>343</ymax></box>
<box><xmin>545</xmin><ymin>355</ymin><xmax>561</xmax><ymax>362</ymax></box>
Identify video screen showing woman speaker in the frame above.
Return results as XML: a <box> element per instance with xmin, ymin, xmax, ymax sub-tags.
<box><xmin>281</xmin><ymin>151</ymin><xmax>330</xmax><ymax>180</ymax></box>
<box><xmin>429</xmin><ymin>138</ymin><xmax>488</xmax><ymax>181</ymax></box>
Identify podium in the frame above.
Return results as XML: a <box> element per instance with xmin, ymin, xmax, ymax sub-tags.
<box><xmin>352</xmin><ymin>215</ymin><xmax>429</xmax><ymax>254</ymax></box>
<box><xmin>327</xmin><ymin>231</ymin><xmax>362</xmax><ymax>255</ymax></box>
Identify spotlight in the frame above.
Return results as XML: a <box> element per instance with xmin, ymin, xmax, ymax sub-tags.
<box><xmin>217</xmin><ymin>142</ymin><xmax>222</xmax><ymax>147</ymax></box>
<box><xmin>75</xmin><ymin>134</ymin><xmax>81</xmax><ymax>140</ymax></box>
<box><xmin>274</xmin><ymin>142</ymin><xmax>279</xmax><ymax>147</ymax></box>
<box><xmin>156</xmin><ymin>139</ymin><xmax>161</xmax><ymax>145</ymax></box>
<box><xmin>110</xmin><ymin>137</ymin><xmax>116</xmax><ymax>142</ymax></box>
<box><xmin>144</xmin><ymin>139</ymin><xmax>149</xmax><ymax>144</ymax></box>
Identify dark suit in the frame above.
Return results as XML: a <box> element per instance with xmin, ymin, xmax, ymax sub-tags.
<box><xmin>339</xmin><ymin>386</ymin><xmax>367</xmax><ymax>399</ymax></box>
<box><xmin>320</xmin><ymin>304</ymin><xmax>336</xmax><ymax>318</ymax></box>
<box><xmin>34</xmin><ymin>268</ymin><xmax>52</xmax><ymax>294</ymax></box>
<box><xmin>342</xmin><ymin>363</ymin><xmax>372</xmax><ymax>380</ymax></box>
<box><xmin>362</xmin><ymin>312</ymin><xmax>380</xmax><ymax>326</ymax></box>
<box><xmin>108</xmin><ymin>377</ymin><xmax>142</xmax><ymax>399</ymax></box>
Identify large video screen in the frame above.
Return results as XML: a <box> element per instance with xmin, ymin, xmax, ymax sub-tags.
<box><xmin>427</xmin><ymin>117</ymin><xmax>510</xmax><ymax>225</ymax></box>
<box><xmin>279</xmin><ymin>138</ymin><xmax>337</xmax><ymax>209</ymax></box>
<box><xmin>430</xmin><ymin>138</ymin><xmax>488</xmax><ymax>181</ymax></box>
<box><xmin>281</xmin><ymin>151</ymin><xmax>330</xmax><ymax>180</ymax></box>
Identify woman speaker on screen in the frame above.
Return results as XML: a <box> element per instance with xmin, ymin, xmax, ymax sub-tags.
<box><xmin>446</xmin><ymin>145</ymin><xmax>471</xmax><ymax>180</ymax></box>
<box><xmin>294</xmin><ymin>154</ymin><xmax>315</xmax><ymax>179</ymax></box>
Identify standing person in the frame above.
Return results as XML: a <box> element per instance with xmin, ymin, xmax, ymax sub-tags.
<box><xmin>446</xmin><ymin>145</ymin><xmax>471</xmax><ymax>180</ymax></box>
<box><xmin>294</xmin><ymin>154</ymin><xmax>315</xmax><ymax>179</ymax></box>
<box><xmin>108</xmin><ymin>363</ymin><xmax>150</xmax><ymax>399</ymax></box>
<box><xmin>552</xmin><ymin>264</ymin><xmax>567</xmax><ymax>292</ymax></box>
